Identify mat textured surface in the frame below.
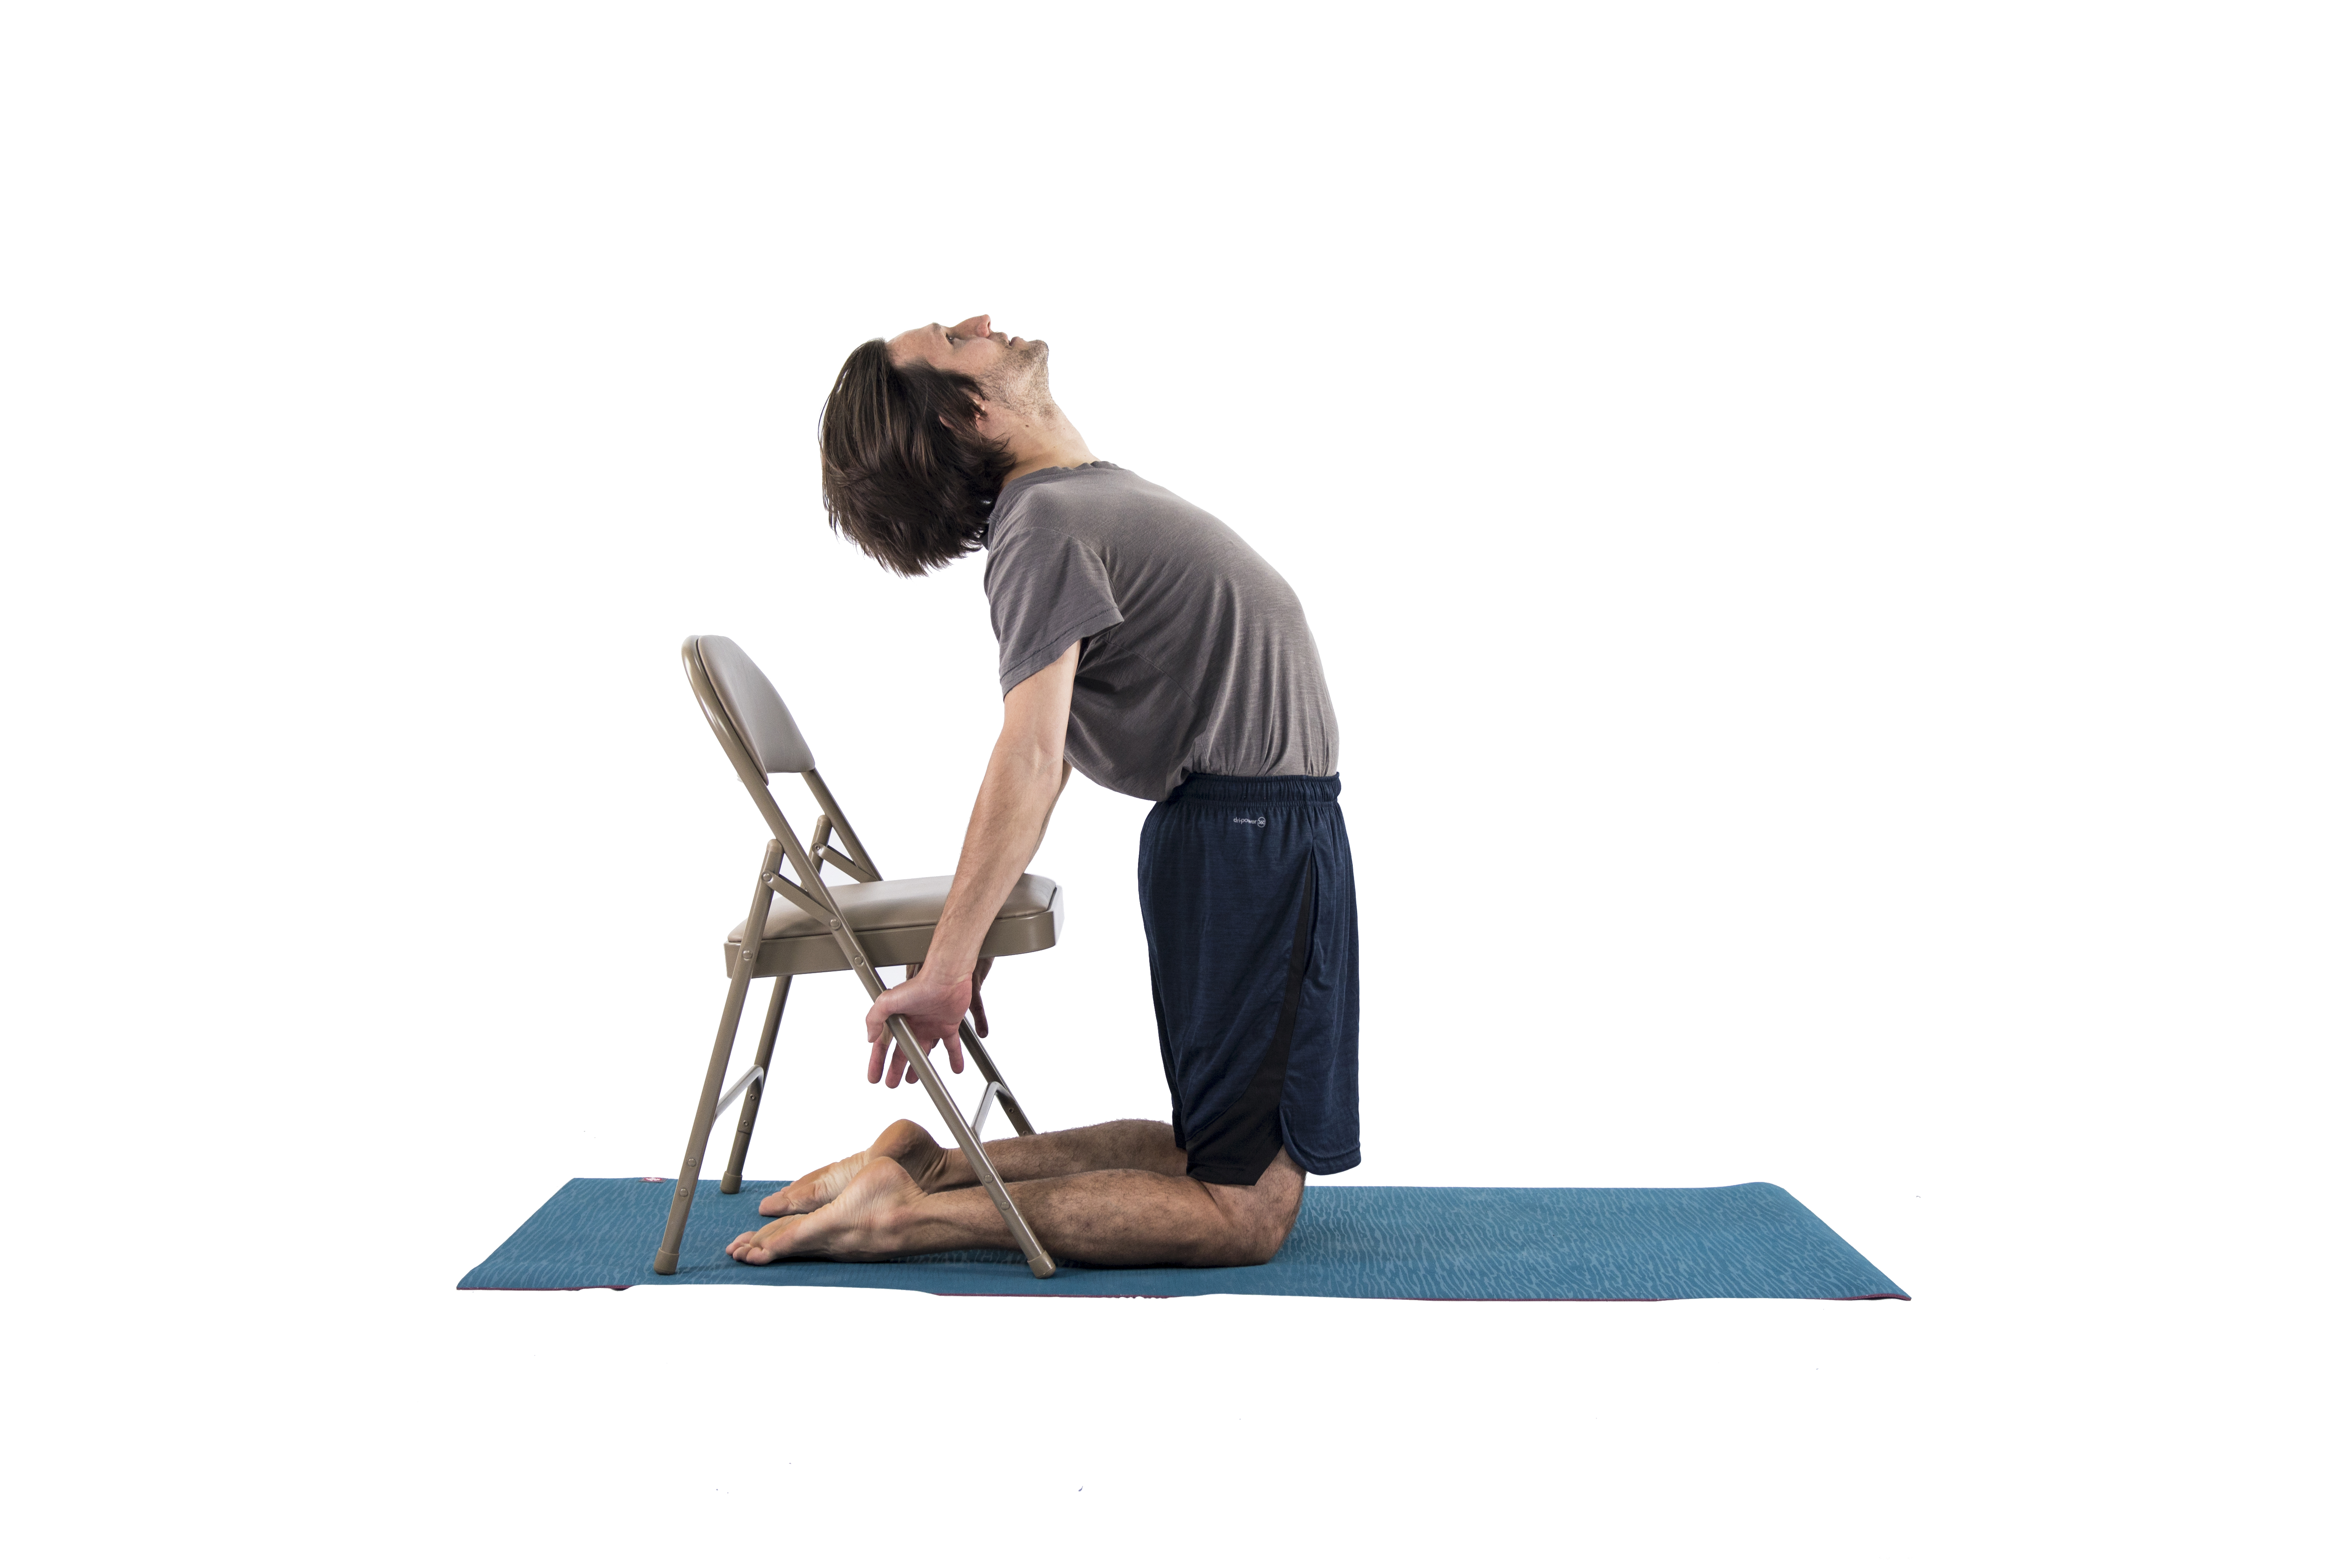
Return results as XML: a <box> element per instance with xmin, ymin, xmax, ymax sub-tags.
<box><xmin>459</xmin><ymin>1179</ymin><xmax>1907</xmax><ymax>1300</ymax></box>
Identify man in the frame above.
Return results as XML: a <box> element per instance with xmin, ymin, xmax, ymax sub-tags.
<box><xmin>726</xmin><ymin>315</ymin><xmax>1356</xmax><ymax>1269</ymax></box>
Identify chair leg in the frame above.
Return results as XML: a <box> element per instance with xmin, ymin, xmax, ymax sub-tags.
<box><xmin>653</xmin><ymin>964</ymin><xmax>757</xmax><ymax>1274</ymax></box>
<box><xmin>653</xmin><ymin>841</ymin><xmax>783</xmax><ymax>1275</ymax></box>
<box><xmin>720</xmin><ymin>976</ymin><xmax>790</xmax><ymax>1194</ymax></box>
<box><xmin>895</xmin><ymin>1015</ymin><xmax>1056</xmax><ymax>1278</ymax></box>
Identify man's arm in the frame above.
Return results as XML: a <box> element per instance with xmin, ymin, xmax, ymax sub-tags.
<box><xmin>864</xmin><ymin>642</ymin><xmax>1078</xmax><ymax>1087</ymax></box>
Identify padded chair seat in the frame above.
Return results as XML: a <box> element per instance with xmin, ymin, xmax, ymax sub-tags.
<box><xmin>724</xmin><ymin>872</ymin><xmax>1063</xmax><ymax>978</ymax></box>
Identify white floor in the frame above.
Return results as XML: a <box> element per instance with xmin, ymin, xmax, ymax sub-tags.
<box><xmin>5</xmin><ymin>7</ymin><xmax>2343</xmax><ymax>1561</ymax></box>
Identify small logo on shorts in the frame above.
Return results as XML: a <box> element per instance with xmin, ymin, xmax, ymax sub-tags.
<box><xmin>1232</xmin><ymin>814</ymin><xmax>1267</xmax><ymax>826</ymax></box>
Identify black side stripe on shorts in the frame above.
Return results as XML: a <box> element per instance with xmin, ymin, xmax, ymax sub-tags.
<box><xmin>1185</xmin><ymin>856</ymin><xmax>1319</xmax><ymax>1185</ymax></box>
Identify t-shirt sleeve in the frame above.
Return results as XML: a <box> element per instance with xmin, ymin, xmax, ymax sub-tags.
<box><xmin>985</xmin><ymin>522</ymin><xmax>1125</xmax><ymax>695</ymax></box>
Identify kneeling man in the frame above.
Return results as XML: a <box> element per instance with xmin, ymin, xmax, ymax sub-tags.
<box><xmin>728</xmin><ymin>314</ymin><xmax>1357</xmax><ymax>1269</ymax></box>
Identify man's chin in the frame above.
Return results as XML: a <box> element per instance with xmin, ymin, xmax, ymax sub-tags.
<box><xmin>987</xmin><ymin>348</ymin><xmax>1051</xmax><ymax>405</ymax></box>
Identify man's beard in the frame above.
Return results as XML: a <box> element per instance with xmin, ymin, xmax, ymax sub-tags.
<box><xmin>982</xmin><ymin>338</ymin><xmax>1052</xmax><ymax>417</ymax></box>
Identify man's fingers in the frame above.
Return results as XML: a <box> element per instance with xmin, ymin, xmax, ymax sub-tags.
<box><xmin>870</xmin><ymin>1018</ymin><xmax>970</xmax><ymax>1090</ymax></box>
<box><xmin>970</xmin><ymin>993</ymin><xmax>989</xmax><ymax>1038</ymax></box>
<box><xmin>882</xmin><ymin>1035</ymin><xmax>961</xmax><ymax>1085</ymax></box>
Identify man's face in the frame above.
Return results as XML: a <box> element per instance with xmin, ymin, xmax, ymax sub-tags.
<box><xmin>885</xmin><ymin>314</ymin><xmax>1049</xmax><ymax>410</ymax></box>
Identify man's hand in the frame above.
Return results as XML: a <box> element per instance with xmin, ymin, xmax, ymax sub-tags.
<box><xmin>877</xmin><ymin>958</ymin><xmax>992</xmax><ymax>1088</ymax></box>
<box><xmin>866</xmin><ymin>965</ymin><xmax>971</xmax><ymax>1089</ymax></box>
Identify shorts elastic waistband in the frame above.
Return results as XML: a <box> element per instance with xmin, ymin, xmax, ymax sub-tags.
<box><xmin>1165</xmin><ymin>773</ymin><xmax>1342</xmax><ymax>805</ymax></box>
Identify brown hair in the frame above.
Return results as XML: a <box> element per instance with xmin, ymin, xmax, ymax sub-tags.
<box><xmin>818</xmin><ymin>338</ymin><xmax>1015</xmax><ymax>576</ymax></box>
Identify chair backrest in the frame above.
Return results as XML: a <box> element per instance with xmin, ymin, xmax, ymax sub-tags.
<box><xmin>686</xmin><ymin>635</ymin><xmax>815</xmax><ymax>777</ymax></box>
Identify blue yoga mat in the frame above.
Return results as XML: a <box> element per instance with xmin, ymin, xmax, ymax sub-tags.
<box><xmin>459</xmin><ymin>1179</ymin><xmax>1906</xmax><ymax>1300</ymax></box>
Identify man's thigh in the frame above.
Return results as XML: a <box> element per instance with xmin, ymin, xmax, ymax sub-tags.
<box><xmin>1139</xmin><ymin>775</ymin><xmax>1360</xmax><ymax>1186</ymax></box>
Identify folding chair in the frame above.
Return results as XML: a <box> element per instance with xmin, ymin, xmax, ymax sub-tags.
<box><xmin>652</xmin><ymin>634</ymin><xmax>1063</xmax><ymax>1278</ymax></box>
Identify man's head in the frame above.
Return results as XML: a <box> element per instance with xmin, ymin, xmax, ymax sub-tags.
<box><xmin>888</xmin><ymin>314</ymin><xmax>1053</xmax><ymax>415</ymax></box>
<box><xmin>818</xmin><ymin>314</ymin><xmax>1054</xmax><ymax>576</ymax></box>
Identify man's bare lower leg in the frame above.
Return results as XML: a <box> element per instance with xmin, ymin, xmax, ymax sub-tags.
<box><xmin>731</xmin><ymin>1146</ymin><xmax>1305</xmax><ymax>1269</ymax></box>
<box><xmin>757</xmin><ymin>1118</ymin><xmax>1183</xmax><ymax>1217</ymax></box>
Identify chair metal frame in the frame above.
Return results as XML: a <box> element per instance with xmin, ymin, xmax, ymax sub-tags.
<box><xmin>653</xmin><ymin>635</ymin><xmax>1058</xmax><ymax>1278</ymax></box>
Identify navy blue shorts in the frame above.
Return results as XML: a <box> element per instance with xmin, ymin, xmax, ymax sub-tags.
<box><xmin>1137</xmin><ymin>774</ymin><xmax>1361</xmax><ymax>1185</ymax></box>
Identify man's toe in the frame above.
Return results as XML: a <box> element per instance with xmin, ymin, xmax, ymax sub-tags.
<box><xmin>728</xmin><ymin>1217</ymin><xmax>797</xmax><ymax>1265</ymax></box>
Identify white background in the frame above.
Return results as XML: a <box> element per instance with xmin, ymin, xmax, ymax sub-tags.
<box><xmin>4</xmin><ymin>4</ymin><xmax>2344</xmax><ymax>1561</ymax></box>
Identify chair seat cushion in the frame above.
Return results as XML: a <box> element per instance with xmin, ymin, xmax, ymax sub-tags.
<box><xmin>724</xmin><ymin>872</ymin><xmax>1063</xmax><ymax>978</ymax></box>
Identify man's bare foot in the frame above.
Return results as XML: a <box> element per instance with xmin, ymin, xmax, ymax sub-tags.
<box><xmin>756</xmin><ymin>1149</ymin><xmax>882</xmax><ymax>1219</ymax></box>
<box><xmin>757</xmin><ymin>1119</ymin><xmax>954</xmax><ymax>1217</ymax></box>
<box><xmin>728</xmin><ymin>1156</ymin><xmax>926</xmax><ymax>1264</ymax></box>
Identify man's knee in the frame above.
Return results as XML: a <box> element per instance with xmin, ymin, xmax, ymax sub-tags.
<box><xmin>1205</xmin><ymin>1151</ymin><xmax>1305</xmax><ymax>1265</ymax></box>
<box><xmin>1239</xmin><ymin>1206</ymin><xmax>1298</xmax><ymax>1265</ymax></box>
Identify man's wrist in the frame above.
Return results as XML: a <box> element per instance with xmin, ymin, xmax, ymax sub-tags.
<box><xmin>916</xmin><ymin>950</ymin><xmax>981</xmax><ymax>987</ymax></box>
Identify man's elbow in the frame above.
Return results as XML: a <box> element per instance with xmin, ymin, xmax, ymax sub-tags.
<box><xmin>991</xmin><ymin>730</ymin><xmax>1064</xmax><ymax>784</ymax></box>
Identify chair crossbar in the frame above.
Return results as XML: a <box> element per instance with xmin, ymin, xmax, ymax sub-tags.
<box><xmin>960</xmin><ymin>1020</ymin><xmax>1038</xmax><ymax>1136</ymax></box>
<box><xmin>971</xmin><ymin>1079</ymin><xmax>1007</xmax><ymax>1140</ymax></box>
<box><xmin>760</xmin><ymin>872</ymin><xmax>836</xmax><ymax>924</ymax></box>
<box><xmin>820</xmin><ymin>844</ymin><xmax>880</xmax><ymax>882</ymax></box>
<box><xmin>714</xmin><ymin>1062</ymin><xmax>764</xmax><ymax>1117</ymax></box>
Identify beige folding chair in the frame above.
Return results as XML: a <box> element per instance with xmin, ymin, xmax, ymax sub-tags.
<box><xmin>653</xmin><ymin>634</ymin><xmax>1062</xmax><ymax>1278</ymax></box>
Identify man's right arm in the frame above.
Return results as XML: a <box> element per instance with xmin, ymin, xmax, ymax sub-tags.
<box><xmin>861</xmin><ymin>642</ymin><xmax>1078</xmax><ymax>1086</ymax></box>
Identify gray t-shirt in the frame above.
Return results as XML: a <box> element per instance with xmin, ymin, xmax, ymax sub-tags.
<box><xmin>982</xmin><ymin>462</ymin><xmax>1339</xmax><ymax>802</ymax></box>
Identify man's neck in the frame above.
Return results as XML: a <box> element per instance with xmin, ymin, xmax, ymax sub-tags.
<box><xmin>998</xmin><ymin>405</ymin><xmax>1097</xmax><ymax>484</ymax></box>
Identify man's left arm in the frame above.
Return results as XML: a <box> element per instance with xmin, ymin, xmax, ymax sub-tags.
<box><xmin>863</xmin><ymin>641</ymin><xmax>1078</xmax><ymax>1087</ymax></box>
